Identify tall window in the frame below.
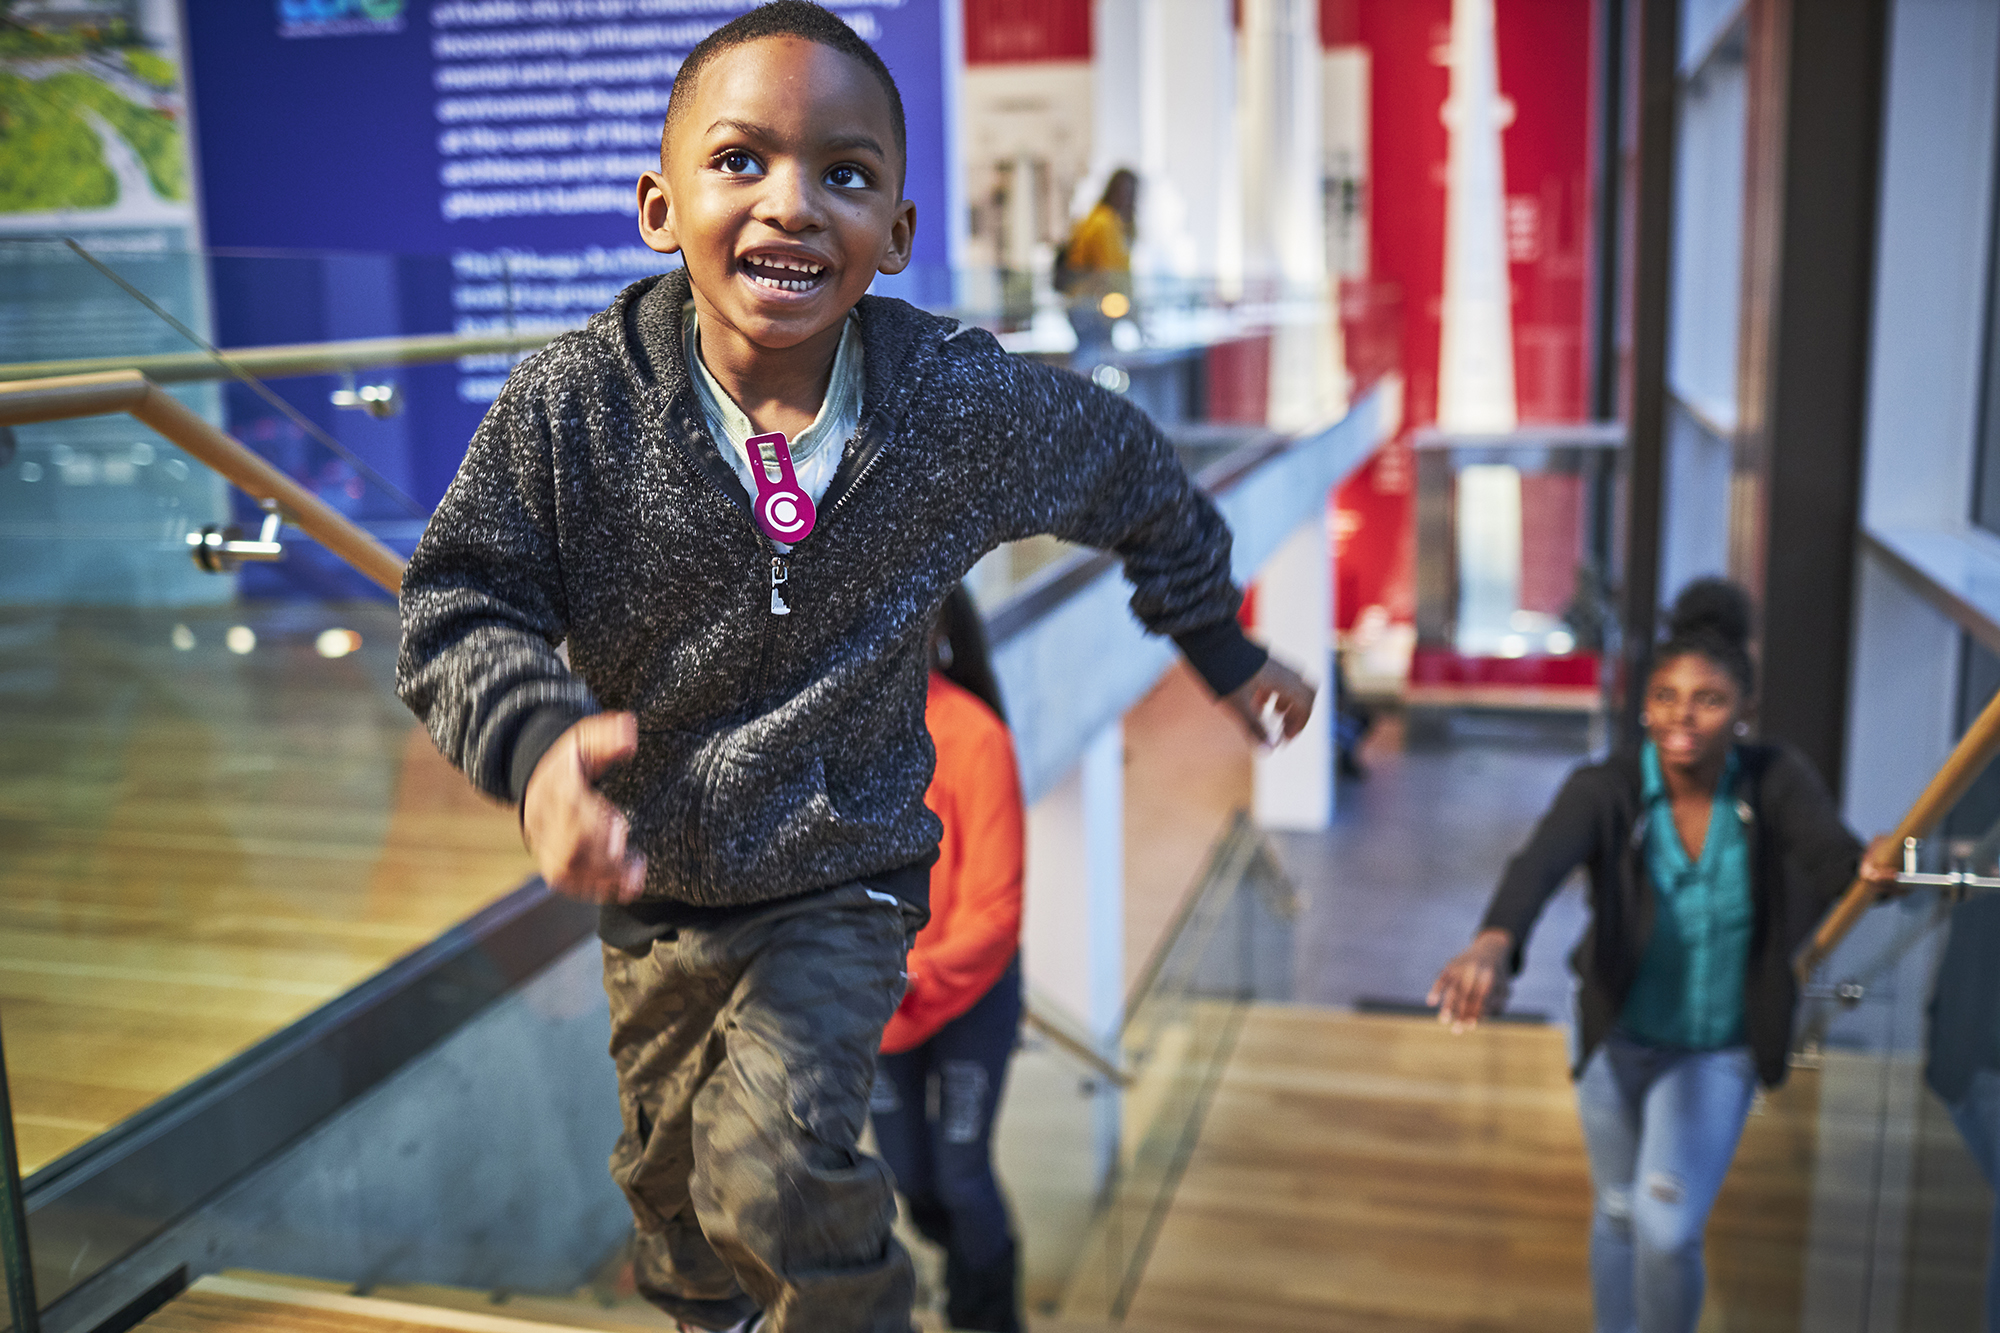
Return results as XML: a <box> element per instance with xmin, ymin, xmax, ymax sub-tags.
<box><xmin>1949</xmin><ymin>636</ymin><xmax>2000</xmax><ymax>841</ymax></box>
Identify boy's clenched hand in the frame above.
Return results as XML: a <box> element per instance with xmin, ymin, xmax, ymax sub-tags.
<box><xmin>523</xmin><ymin>712</ymin><xmax>647</xmax><ymax>904</ymax></box>
<box><xmin>1223</xmin><ymin>658</ymin><xmax>1316</xmax><ymax>747</ymax></box>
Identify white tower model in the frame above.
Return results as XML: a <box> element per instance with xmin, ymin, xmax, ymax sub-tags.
<box><xmin>1237</xmin><ymin>0</ymin><xmax>1345</xmax><ymax>432</ymax></box>
<box><xmin>1438</xmin><ymin>0</ymin><xmax>1522</xmax><ymax>654</ymax></box>
<box><xmin>1437</xmin><ymin>0</ymin><xmax>1518</xmax><ymax>432</ymax></box>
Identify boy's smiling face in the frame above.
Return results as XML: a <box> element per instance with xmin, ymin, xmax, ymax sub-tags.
<box><xmin>639</xmin><ymin>36</ymin><xmax>915</xmax><ymax>363</ymax></box>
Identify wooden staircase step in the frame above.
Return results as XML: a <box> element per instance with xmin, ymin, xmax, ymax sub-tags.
<box><xmin>142</xmin><ymin>1276</ymin><xmax>624</xmax><ymax>1333</ymax></box>
<box><xmin>155</xmin><ymin>1274</ymin><xmax>1158</xmax><ymax>1333</ymax></box>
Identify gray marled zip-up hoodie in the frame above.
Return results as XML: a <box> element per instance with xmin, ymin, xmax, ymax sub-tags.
<box><xmin>398</xmin><ymin>267</ymin><xmax>1266</xmax><ymax>909</ymax></box>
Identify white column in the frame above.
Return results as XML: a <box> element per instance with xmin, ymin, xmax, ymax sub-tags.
<box><xmin>1090</xmin><ymin>0</ymin><xmax>1144</xmax><ymax>187</ymax></box>
<box><xmin>1252</xmin><ymin>507</ymin><xmax>1334</xmax><ymax>829</ymax></box>
<box><xmin>1236</xmin><ymin>0</ymin><xmax>1345</xmax><ymax>429</ymax></box>
<box><xmin>1323</xmin><ymin>44</ymin><xmax>1370</xmax><ymax>280</ymax></box>
<box><xmin>1133</xmin><ymin>0</ymin><xmax>1237</xmax><ymax>283</ymax></box>
<box><xmin>1002</xmin><ymin>153</ymin><xmax>1042</xmax><ymax>272</ymax></box>
<box><xmin>1022</xmin><ymin>720</ymin><xmax>1126</xmax><ymax>1172</ymax></box>
<box><xmin>1092</xmin><ymin>0</ymin><xmax>1240</xmax><ymax>286</ymax></box>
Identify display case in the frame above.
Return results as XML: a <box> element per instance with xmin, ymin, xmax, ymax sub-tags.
<box><xmin>1410</xmin><ymin>422</ymin><xmax>1624</xmax><ymax>716</ymax></box>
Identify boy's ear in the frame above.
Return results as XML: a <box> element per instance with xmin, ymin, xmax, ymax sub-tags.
<box><xmin>876</xmin><ymin>198</ymin><xmax>917</xmax><ymax>276</ymax></box>
<box><xmin>637</xmin><ymin>171</ymin><xmax>681</xmax><ymax>255</ymax></box>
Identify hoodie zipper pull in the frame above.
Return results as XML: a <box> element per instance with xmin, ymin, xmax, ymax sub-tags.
<box><xmin>769</xmin><ymin>554</ymin><xmax>791</xmax><ymax>616</ymax></box>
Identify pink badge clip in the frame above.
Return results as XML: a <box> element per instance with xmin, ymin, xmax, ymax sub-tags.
<box><xmin>745</xmin><ymin>431</ymin><xmax>816</xmax><ymax>543</ymax></box>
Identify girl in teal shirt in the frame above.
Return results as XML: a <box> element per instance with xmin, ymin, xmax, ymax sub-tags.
<box><xmin>1431</xmin><ymin>580</ymin><xmax>1893</xmax><ymax>1333</ymax></box>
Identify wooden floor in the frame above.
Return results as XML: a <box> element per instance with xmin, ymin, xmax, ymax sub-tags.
<box><xmin>1113</xmin><ymin>1007</ymin><xmax>1820</xmax><ymax>1333</ymax></box>
<box><xmin>0</xmin><ymin>604</ymin><xmax>533</xmax><ymax>1172</ymax></box>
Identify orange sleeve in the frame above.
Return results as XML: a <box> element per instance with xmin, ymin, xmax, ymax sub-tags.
<box><xmin>881</xmin><ymin>691</ymin><xmax>1025</xmax><ymax>1053</ymax></box>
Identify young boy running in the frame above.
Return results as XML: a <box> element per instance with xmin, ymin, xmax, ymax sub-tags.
<box><xmin>397</xmin><ymin>5</ymin><xmax>1313</xmax><ymax>1330</ymax></box>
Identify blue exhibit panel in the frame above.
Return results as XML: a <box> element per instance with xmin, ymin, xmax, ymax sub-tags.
<box><xmin>181</xmin><ymin>0</ymin><xmax>953</xmax><ymax>597</ymax></box>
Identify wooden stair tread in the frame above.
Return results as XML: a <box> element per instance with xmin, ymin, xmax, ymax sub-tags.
<box><xmin>143</xmin><ymin>1277</ymin><xmax>624</xmax><ymax>1333</ymax></box>
<box><xmin>220</xmin><ymin>1276</ymin><xmax>676</xmax><ymax>1333</ymax></box>
<box><xmin>147</xmin><ymin>1274</ymin><xmax>1180</xmax><ymax>1333</ymax></box>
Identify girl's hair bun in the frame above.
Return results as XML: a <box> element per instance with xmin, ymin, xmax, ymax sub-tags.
<box><xmin>1667</xmin><ymin>577</ymin><xmax>1752</xmax><ymax>650</ymax></box>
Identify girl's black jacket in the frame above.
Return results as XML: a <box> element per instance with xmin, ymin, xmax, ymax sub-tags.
<box><xmin>1478</xmin><ymin>743</ymin><xmax>1862</xmax><ymax>1087</ymax></box>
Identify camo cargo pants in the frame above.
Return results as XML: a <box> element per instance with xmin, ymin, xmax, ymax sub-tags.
<box><xmin>602</xmin><ymin>881</ymin><xmax>920</xmax><ymax>1333</ymax></box>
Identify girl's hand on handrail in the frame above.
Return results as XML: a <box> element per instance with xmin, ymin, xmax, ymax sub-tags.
<box><xmin>1858</xmin><ymin>833</ymin><xmax>1906</xmax><ymax>897</ymax></box>
<box><xmin>1427</xmin><ymin>928</ymin><xmax>1515</xmax><ymax>1033</ymax></box>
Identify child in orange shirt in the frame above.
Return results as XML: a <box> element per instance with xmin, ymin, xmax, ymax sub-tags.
<box><xmin>870</xmin><ymin>587</ymin><xmax>1025</xmax><ymax>1333</ymax></box>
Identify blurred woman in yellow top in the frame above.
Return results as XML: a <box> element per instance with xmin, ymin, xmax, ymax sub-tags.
<box><xmin>1060</xmin><ymin>168</ymin><xmax>1137</xmax><ymax>358</ymax></box>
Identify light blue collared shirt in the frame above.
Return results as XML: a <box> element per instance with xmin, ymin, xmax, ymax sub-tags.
<box><xmin>1620</xmin><ymin>741</ymin><xmax>1753</xmax><ymax>1050</ymax></box>
<box><xmin>683</xmin><ymin>303</ymin><xmax>863</xmax><ymax>552</ymax></box>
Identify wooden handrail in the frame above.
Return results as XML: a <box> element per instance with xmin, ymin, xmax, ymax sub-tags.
<box><xmin>1795</xmin><ymin>681</ymin><xmax>2000</xmax><ymax>979</ymax></box>
<box><xmin>0</xmin><ymin>330</ymin><xmax>554</xmax><ymax>386</ymax></box>
<box><xmin>0</xmin><ymin>367</ymin><xmax>149</xmax><ymax>422</ymax></box>
<box><xmin>0</xmin><ymin>370</ymin><xmax>407</xmax><ymax>595</ymax></box>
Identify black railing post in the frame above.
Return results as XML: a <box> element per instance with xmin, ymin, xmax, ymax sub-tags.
<box><xmin>0</xmin><ymin>1025</ymin><xmax>38</xmax><ymax>1333</ymax></box>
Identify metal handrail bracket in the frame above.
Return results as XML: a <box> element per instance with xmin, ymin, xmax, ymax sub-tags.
<box><xmin>1796</xmin><ymin>676</ymin><xmax>2000</xmax><ymax>978</ymax></box>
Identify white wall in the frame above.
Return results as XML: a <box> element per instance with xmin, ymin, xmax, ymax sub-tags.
<box><xmin>1132</xmin><ymin>0</ymin><xmax>1239</xmax><ymax>282</ymax></box>
<box><xmin>959</xmin><ymin>63</ymin><xmax>1094</xmax><ymax>271</ymax></box>
<box><xmin>1091</xmin><ymin>0</ymin><xmax>1144</xmax><ymax>183</ymax></box>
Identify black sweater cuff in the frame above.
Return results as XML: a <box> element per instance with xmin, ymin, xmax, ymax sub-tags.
<box><xmin>508</xmin><ymin>703</ymin><xmax>594</xmax><ymax>804</ymax></box>
<box><xmin>1173</xmin><ymin>618</ymin><xmax>1269</xmax><ymax>698</ymax></box>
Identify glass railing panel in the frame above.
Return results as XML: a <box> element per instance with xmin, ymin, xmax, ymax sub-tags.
<box><xmin>1</xmin><ymin>245</ymin><xmax>554</xmax><ymax>1200</ymax></box>
<box><xmin>988</xmin><ymin>1025</ymin><xmax>1119</xmax><ymax>1317</ymax></box>
<box><xmin>1784</xmin><ymin>803</ymin><xmax>2000</xmax><ymax>1328</ymax></box>
<box><xmin>0</xmin><ymin>596</ymin><xmax>534</xmax><ymax>1178</ymax></box>
<box><xmin>1053</xmin><ymin>815</ymin><xmax>1296</xmax><ymax>1323</ymax></box>
<box><xmin>1</xmin><ymin>242</ymin><xmax>486</xmax><ymax>601</ymax></box>
<box><xmin>1871</xmin><ymin>812</ymin><xmax>2000</xmax><ymax>1331</ymax></box>
<box><xmin>1</xmin><ymin>238</ymin><xmax>231</xmax><ymax>608</ymax></box>
<box><xmin>1897</xmin><ymin>864</ymin><xmax>2000</xmax><ymax>1330</ymax></box>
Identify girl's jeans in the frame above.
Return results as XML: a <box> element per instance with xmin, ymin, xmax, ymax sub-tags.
<box><xmin>870</xmin><ymin>955</ymin><xmax>1023</xmax><ymax>1333</ymax></box>
<box><xmin>1575</xmin><ymin>1031</ymin><xmax>1759</xmax><ymax>1333</ymax></box>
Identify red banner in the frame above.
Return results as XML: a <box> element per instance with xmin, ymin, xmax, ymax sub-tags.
<box><xmin>1330</xmin><ymin>0</ymin><xmax>1594</xmax><ymax>631</ymax></box>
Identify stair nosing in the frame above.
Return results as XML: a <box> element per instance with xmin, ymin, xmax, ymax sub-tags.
<box><xmin>188</xmin><ymin>1275</ymin><xmax>619</xmax><ymax>1333</ymax></box>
